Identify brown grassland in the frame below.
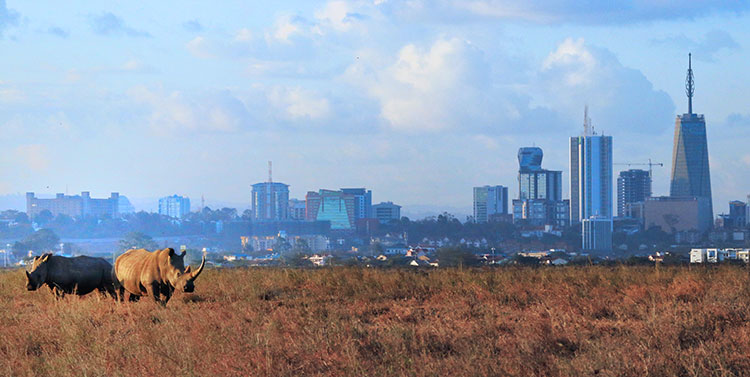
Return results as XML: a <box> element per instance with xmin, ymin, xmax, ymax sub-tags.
<box><xmin>2</xmin><ymin>265</ymin><xmax>750</xmax><ymax>376</ymax></box>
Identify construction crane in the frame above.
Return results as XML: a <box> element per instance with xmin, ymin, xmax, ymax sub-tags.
<box><xmin>614</xmin><ymin>158</ymin><xmax>664</xmax><ymax>178</ymax></box>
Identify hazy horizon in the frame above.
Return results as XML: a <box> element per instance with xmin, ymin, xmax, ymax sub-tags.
<box><xmin>2</xmin><ymin>1</ymin><xmax>750</xmax><ymax>215</ymax></box>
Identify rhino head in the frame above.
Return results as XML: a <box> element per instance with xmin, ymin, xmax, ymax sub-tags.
<box><xmin>164</xmin><ymin>248</ymin><xmax>206</xmax><ymax>293</ymax></box>
<box><xmin>25</xmin><ymin>253</ymin><xmax>52</xmax><ymax>291</ymax></box>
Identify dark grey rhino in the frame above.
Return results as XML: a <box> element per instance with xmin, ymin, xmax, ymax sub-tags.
<box><xmin>25</xmin><ymin>253</ymin><xmax>117</xmax><ymax>299</ymax></box>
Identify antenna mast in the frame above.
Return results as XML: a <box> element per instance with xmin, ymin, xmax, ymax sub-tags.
<box><xmin>268</xmin><ymin>161</ymin><xmax>273</xmax><ymax>184</ymax></box>
<box><xmin>583</xmin><ymin>105</ymin><xmax>591</xmax><ymax>136</ymax></box>
<box><xmin>685</xmin><ymin>53</ymin><xmax>694</xmax><ymax>115</ymax></box>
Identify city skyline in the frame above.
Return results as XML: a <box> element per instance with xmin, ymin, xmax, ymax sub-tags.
<box><xmin>2</xmin><ymin>1</ymin><xmax>750</xmax><ymax>214</ymax></box>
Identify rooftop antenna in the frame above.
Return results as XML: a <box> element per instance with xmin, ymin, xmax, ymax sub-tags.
<box><xmin>686</xmin><ymin>52</ymin><xmax>694</xmax><ymax>115</ymax></box>
<box><xmin>583</xmin><ymin>105</ymin><xmax>592</xmax><ymax>136</ymax></box>
<box><xmin>268</xmin><ymin>161</ymin><xmax>273</xmax><ymax>184</ymax></box>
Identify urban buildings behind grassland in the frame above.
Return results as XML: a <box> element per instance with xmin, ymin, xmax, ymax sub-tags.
<box><xmin>26</xmin><ymin>192</ymin><xmax>120</xmax><ymax>219</ymax></box>
<box><xmin>617</xmin><ymin>169</ymin><xmax>651</xmax><ymax>218</ymax></box>
<box><xmin>372</xmin><ymin>201</ymin><xmax>401</xmax><ymax>224</ymax></box>
<box><xmin>669</xmin><ymin>53</ymin><xmax>714</xmax><ymax>229</ymax></box>
<box><xmin>570</xmin><ymin>109</ymin><xmax>613</xmax><ymax>252</ymax></box>
<box><xmin>643</xmin><ymin>196</ymin><xmax>712</xmax><ymax>235</ymax></box>
<box><xmin>251</xmin><ymin>182</ymin><xmax>290</xmax><ymax>221</ymax></box>
<box><xmin>474</xmin><ymin>185</ymin><xmax>509</xmax><ymax>223</ymax></box>
<box><xmin>512</xmin><ymin>147</ymin><xmax>569</xmax><ymax>228</ymax></box>
<box><xmin>305</xmin><ymin>189</ymin><xmax>357</xmax><ymax>230</ymax></box>
<box><xmin>158</xmin><ymin>195</ymin><xmax>191</xmax><ymax>219</ymax></box>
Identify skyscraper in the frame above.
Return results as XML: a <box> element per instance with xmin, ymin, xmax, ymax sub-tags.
<box><xmin>517</xmin><ymin>147</ymin><xmax>543</xmax><ymax>172</ymax></box>
<box><xmin>305</xmin><ymin>189</ymin><xmax>356</xmax><ymax>230</ymax></box>
<box><xmin>473</xmin><ymin>185</ymin><xmax>508</xmax><ymax>223</ymax></box>
<box><xmin>669</xmin><ymin>53</ymin><xmax>713</xmax><ymax>228</ymax></box>
<box><xmin>158</xmin><ymin>195</ymin><xmax>191</xmax><ymax>219</ymax></box>
<box><xmin>617</xmin><ymin>169</ymin><xmax>651</xmax><ymax>218</ymax></box>
<box><xmin>513</xmin><ymin>147</ymin><xmax>568</xmax><ymax>227</ymax></box>
<box><xmin>251</xmin><ymin>182</ymin><xmax>290</xmax><ymax>221</ymax></box>
<box><xmin>340</xmin><ymin>188</ymin><xmax>372</xmax><ymax>219</ymax></box>
<box><xmin>570</xmin><ymin>109</ymin><xmax>613</xmax><ymax>222</ymax></box>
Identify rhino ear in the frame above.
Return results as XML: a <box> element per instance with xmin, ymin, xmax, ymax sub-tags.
<box><xmin>167</xmin><ymin>248</ymin><xmax>175</xmax><ymax>256</ymax></box>
<box><xmin>40</xmin><ymin>254</ymin><xmax>50</xmax><ymax>263</ymax></box>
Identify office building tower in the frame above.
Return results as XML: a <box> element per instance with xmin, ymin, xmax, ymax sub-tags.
<box><xmin>513</xmin><ymin>147</ymin><xmax>568</xmax><ymax>227</ymax></box>
<box><xmin>728</xmin><ymin>200</ymin><xmax>747</xmax><ymax>228</ymax></box>
<box><xmin>158</xmin><ymin>195</ymin><xmax>191</xmax><ymax>219</ymax></box>
<box><xmin>251</xmin><ymin>182</ymin><xmax>290</xmax><ymax>221</ymax></box>
<box><xmin>288</xmin><ymin>199</ymin><xmax>306</xmax><ymax>220</ymax></box>
<box><xmin>473</xmin><ymin>186</ymin><xmax>508</xmax><ymax>223</ymax></box>
<box><xmin>26</xmin><ymin>192</ymin><xmax>120</xmax><ymax>219</ymax></box>
<box><xmin>669</xmin><ymin>53</ymin><xmax>713</xmax><ymax>228</ymax></box>
<box><xmin>582</xmin><ymin>216</ymin><xmax>613</xmax><ymax>252</ymax></box>
<box><xmin>518</xmin><ymin>147</ymin><xmax>543</xmax><ymax>172</ymax></box>
<box><xmin>340</xmin><ymin>188</ymin><xmax>372</xmax><ymax>219</ymax></box>
<box><xmin>617</xmin><ymin>169</ymin><xmax>651</xmax><ymax>218</ymax></box>
<box><xmin>305</xmin><ymin>190</ymin><xmax>356</xmax><ymax>230</ymax></box>
<box><xmin>373</xmin><ymin>201</ymin><xmax>401</xmax><ymax>224</ymax></box>
<box><xmin>570</xmin><ymin>108</ymin><xmax>613</xmax><ymax>222</ymax></box>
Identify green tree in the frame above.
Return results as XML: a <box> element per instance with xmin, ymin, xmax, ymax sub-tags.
<box><xmin>35</xmin><ymin>210</ymin><xmax>54</xmax><ymax>225</ymax></box>
<box><xmin>13</xmin><ymin>229</ymin><xmax>61</xmax><ymax>258</ymax></box>
<box><xmin>118</xmin><ymin>231</ymin><xmax>158</xmax><ymax>252</ymax></box>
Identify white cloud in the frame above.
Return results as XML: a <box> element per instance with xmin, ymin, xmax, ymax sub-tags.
<box><xmin>384</xmin><ymin>0</ymin><xmax>749</xmax><ymax>24</ymax></box>
<box><xmin>346</xmin><ymin>38</ymin><xmax>496</xmax><ymax>132</ymax></box>
<box><xmin>128</xmin><ymin>86</ymin><xmax>254</xmax><ymax>135</ymax></box>
<box><xmin>314</xmin><ymin>1</ymin><xmax>363</xmax><ymax>32</ymax></box>
<box><xmin>267</xmin><ymin>86</ymin><xmax>331</xmax><ymax>120</ymax></box>
<box><xmin>538</xmin><ymin>37</ymin><xmax>674</xmax><ymax>134</ymax></box>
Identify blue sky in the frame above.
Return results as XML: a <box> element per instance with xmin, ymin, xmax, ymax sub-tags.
<box><xmin>1</xmin><ymin>0</ymin><xmax>749</xmax><ymax>216</ymax></box>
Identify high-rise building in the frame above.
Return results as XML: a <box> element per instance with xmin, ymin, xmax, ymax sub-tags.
<box><xmin>158</xmin><ymin>195</ymin><xmax>191</xmax><ymax>219</ymax></box>
<box><xmin>340</xmin><ymin>188</ymin><xmax>372</xmax><ymax>219</ymax></box>
<box><xmin>473</xmin><ymin>186</ymin><xmax>508</xmax><ymax>223</ymax></box>
<box><xmin>518</xmin><ymin>147</ymin><xmax>543</xmax><ymax>172</ymax></box>
<box><xmin>305</xmin><ymin>190</ymin><xmax>356</xmax><ymax>230</ymax></box>
<box><xmin>373</xmin><ymin>201</ymin><xmax>401</xmax><ymax>224</ymax></box>
<box><xmin>251</xmin><ymin>182</ymin><xmax>290</xmax><ymax>221</ymax></box>
<box><xmin>728</xmin><ymin>201</ymin><xmax>747</xmax><ymax>228</ymax></box>
<box><xmin>26</xmin><ymin>192</ymin><xmax>120</xmax><ymax>219</ymax></box>
<box><xmin>617</xmin><ymin>169</ymin><xmax>651</xmax><ymax>218</ymax></box>
<box><xmin>570</xmin><ymin>109</ymin><xmax>613</xmax><ymax>222</ymax></box>
<box><xmin>514</xmin><ymin>147</ymin><xmax>568</xmax><ymax>227</ymax></box>
<box><xmin>288</xmin><ymin>199</ymin><xmax>306</xmax><ymax>220</ymax></box>
<box><xmin>582</xmin><ymin>216</ymin><xmax>613</xmax><ymax>252</ymax></box>
<box><xmin>669</xmin><ymin>53</ymin><xmax>713</xmax><ymax>229</ymax></box>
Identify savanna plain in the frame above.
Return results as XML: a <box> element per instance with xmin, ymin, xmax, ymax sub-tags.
<box><xmin>1</xmin><ymin>265</ymin><xmax>750</xmax><ymax>377</ymax></box>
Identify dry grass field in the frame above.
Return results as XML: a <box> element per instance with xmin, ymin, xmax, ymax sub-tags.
<box><xmin>2</xmin><ymin>265</ymin><xmax>750</xmax><ymax>376</ymax></box>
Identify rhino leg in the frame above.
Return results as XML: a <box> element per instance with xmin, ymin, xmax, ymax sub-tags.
<box><xmin>146</xmin><ymin>283</ymin><xmax>165</xmax><ymax>305</ymax></box>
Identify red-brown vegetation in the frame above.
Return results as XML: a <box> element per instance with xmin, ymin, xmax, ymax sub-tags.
<box><xmin>1</xmin><ymin>265</ymin><xmax>750</xmax><ymax>376</ymax></box>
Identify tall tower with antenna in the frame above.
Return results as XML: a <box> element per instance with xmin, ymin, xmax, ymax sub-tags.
<box><xmin>251</xmin><ymin>161</ymin><xmax>290</xmax><ymax>221</ymax></box>
<box><xmin>669</xmin><ymin>53</ymin><xmax>713</xmax><ymax>231</ymax></box>
<box><xmin>570</xmin><ymin>106</ymin><xmax>613</xmax><ymax>222</ymax></box>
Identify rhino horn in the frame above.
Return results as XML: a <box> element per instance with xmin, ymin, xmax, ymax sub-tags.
<box><xmin>25</xmin><ymin>270</ymin><xmax>30</xmax><ymax>279</ymax></box>
<box><xmin>190</xmin><ymin>255</ymin><xmax>206</xmax><ymax>280</ymax></box>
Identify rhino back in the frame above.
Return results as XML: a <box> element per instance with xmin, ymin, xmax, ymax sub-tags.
<box><xmin>115</xmin><ymin>249</ymin><xmax>161</xmax><ymax>295</ymax></box>
<box><xmin>47</xmin><ymin>256</ymin><xmax>110</xmax><ymax>295</ymax></box>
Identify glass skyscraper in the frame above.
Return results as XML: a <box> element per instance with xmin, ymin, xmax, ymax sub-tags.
<box><xmin>570</xmin><ymin>133</ymin><xmax>613</xmax><ymax>222</ymax></box>
<box><xmin>473</xmin><ymin>185</ymin><xmax>508</xmax><ymax>223</ymax></box>
<box><xmin>251</xmin><ymin>182</ymin><xmax>290</xmax><ymax>221</ymax></box>
<box><xmin>669</xmin><ymin>54</ymin><xmax>713</xmax><ymax>228</ymax></box>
